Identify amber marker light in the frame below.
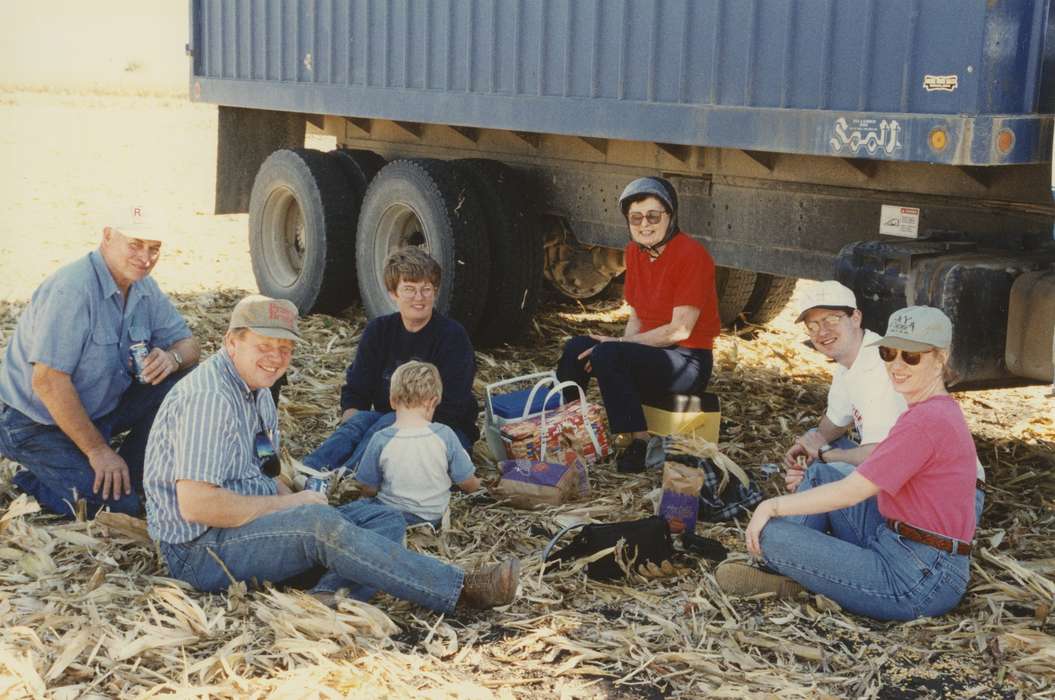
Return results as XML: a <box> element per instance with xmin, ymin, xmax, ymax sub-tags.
<box><xmin>996</xmin><ymin>128</ymin><xmax>1015</xmax><ymax>155</ymax></box>
<box><xmin>928</xmin><ymin>127</ymin><xmax>948</xmax><ymax>152</ymax></box>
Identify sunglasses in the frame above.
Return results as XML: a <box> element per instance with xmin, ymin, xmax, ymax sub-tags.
<box><xmin>878</xmin><ymin>346</ymin><xmax>932</xmax><ymax>366</ymax></box>
<box><xmin>254</xmin><ymin>431</ymin><xmax>281</xmax><ymax>477</ymax></box>
<box><xmin>628</xmin><ymin>210</ymin><xmax>666</xmax><ymax>226</ymax></box>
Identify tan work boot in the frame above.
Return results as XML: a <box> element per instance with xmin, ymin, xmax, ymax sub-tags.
<box><xmin>458</xmin><ymin>558</ymin><xmax>520</xmax><ymax>609</ymax></box>
<box><xmin>715</xmin><ymin>560</ymin><xmax>805</xmax><ymax>599</ymax></box>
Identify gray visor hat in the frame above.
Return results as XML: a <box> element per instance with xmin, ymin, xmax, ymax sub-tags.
<box><xmin>618</xmin><ymin>177</ymin><xmax>680</xmax><ymax>249</ymax></box>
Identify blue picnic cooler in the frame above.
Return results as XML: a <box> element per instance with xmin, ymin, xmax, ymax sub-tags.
<box><xmin>483</xmin><ymin>372</ymin><xmax>564</xmax><ymax>460</ymax></box>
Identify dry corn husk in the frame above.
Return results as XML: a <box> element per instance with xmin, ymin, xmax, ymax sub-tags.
<box><xmin>0</xmin><ymin>288</ymin><xmax>1052</xmax><ymax>698</ymax></box>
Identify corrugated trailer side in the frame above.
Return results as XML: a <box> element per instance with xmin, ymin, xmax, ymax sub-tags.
<box><xmin>188</xmin><ymin>0</ymin><xmax>1055</xmax><ymax>386</ymax></box>
<box><xmin>191</xmin><ymin>0</ymin><xmax>1053</xmax><ymax>166</ymax></box>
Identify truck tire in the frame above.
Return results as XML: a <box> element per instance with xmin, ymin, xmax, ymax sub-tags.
<box><xmin>248</xmin><ymin>148</ymin><xmax>358</xmax><ymax>315</ymax></box>
<box><xmin>356</xmin><ymin>159</ymin><xmax>491</xmax><ymax>336</ymax></box>
<box><xmin>324</xmin><ymin>148</ymin><xmax>387</xmax><ymax>306</ymax></box>
<box><xmin>715</xmin><ymin>266</ymin><xmax>757</xmax><ymax>327</ymax></box>
<box><xmin>329</xmin><ymin>148</ymin><xmax>385</xmax><ymax>194</ymax></box>
<box><xmin>740</xmin><ymin>274</ymin><xmax>797</xmax><ymax>326</ymax></box>
<box><xmin>452</xmin><ymin>159</ymin><xmax>543</xmax><ymax>346</ymax></box>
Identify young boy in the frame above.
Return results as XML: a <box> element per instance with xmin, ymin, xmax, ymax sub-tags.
<box><xmin>355</xmin><ymin>361</ymin><xmax>481</xmax><ymax>527</ymax></box>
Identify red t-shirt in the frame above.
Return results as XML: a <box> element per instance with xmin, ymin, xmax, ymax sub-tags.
<box><xmin>623</xmin><ymin>232</ymin><xmax>720</xmax><ymax>349</ymax></box>
<box><xmin>857</xmin><ymin>395</ymin><xmax>978</xmax><ymax>542</ymax></box>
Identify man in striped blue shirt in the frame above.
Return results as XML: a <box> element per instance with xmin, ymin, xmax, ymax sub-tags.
<box><xmin>144</xmin><ymin>295</ymin><xmax>517</xmax><ymax>614</ymax></box>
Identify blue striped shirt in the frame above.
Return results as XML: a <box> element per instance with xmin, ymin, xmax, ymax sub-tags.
<box><xmin>144</xmin><ymin>350</ymin><xmax>279</xmax><ymax>544</ymax></box>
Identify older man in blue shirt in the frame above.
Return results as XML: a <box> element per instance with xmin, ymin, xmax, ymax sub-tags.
<box><xmin>0</xmin><ymin>205</ymin><xmax>199</xmax><ymax>517</ymax></box>
<box><xmin>145</xmin><ymin>295</ymin><xmax>517</xmax><ymax>613</ymax></box>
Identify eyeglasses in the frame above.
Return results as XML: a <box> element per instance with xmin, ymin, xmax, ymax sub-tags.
<box><xmin>396</xmin><ymin>284</ymin><xmax>436</xmax><ymax>299</ymax></box>
<box><xmin>254</xmin><ymin>431</ymin><xmax>281</xmax><ymax>477</ymax></box>
<box><xmin>878</xmin><ymin>346</ymin><xmax>932</xmax><ymax>366</ymax></box>
<box><xmin>628</xmin><ymin>210</ymin><xmax>666</xmax><ymax>226</ymax></box>
<box><xmin>803</xmin><ymin>313</ymin><xmax>847</xmax><ymax>334</ymax></box>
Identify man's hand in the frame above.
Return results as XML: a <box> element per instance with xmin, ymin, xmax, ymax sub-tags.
<box><xmin>87</xmin><ymin>445</ymin><xmax>131</xmax><ymax>500</ymax></box>
<box><xmin>286</xmin><ymin>490</ymin><xmax>328</xmax><ymax>508</ymax></box>
<box><xmin>796</xmin><ymin>430</ymin><xmax>828</xmax><ymax>461</ymax></box>
<box><xmin>340</xmin><ymin>408</ymin><xmax>358</xmax><ymax>424</ymax></box>
<box><xmin>783</xmin><ymin>442</ymin><xmax>809</xmax><ymax>492</ymax></box>
<box><xmin>139</xmin><ymin>347</ymin><xmax>179</xmax><ymax>385</ymax></box>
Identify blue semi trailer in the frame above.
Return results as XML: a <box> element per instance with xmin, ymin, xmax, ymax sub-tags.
<box><xmin>190</xmin><ymin>0</ymin><xmax>1055</xmax><ymax>387</ymax></box>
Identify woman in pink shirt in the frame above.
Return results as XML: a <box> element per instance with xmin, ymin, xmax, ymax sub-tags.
<box><xmin>716</xmin><ymin>306</ymin><xmax>978</xmax><ymax>620</ymax></box>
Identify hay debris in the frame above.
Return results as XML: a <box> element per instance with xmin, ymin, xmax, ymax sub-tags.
<box><xmin>0</xmin><ymin>288</ymin><xmax>1052</xmax><ymax>698</ymax></box>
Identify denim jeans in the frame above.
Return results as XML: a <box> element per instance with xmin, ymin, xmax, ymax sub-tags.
<box><xmin>360</xmin><ymin>496</ymin><xmax>443</xmax><ymax>529</ymax></box>
<box><xmin>0</xmin><ymin>370</ymin><xmax>186</xmax><ymax>518</ymax></box>
<box><xmin>158</xmin><ymin>500</ymin><xmax>464</xmax><ymax>614</ymax></box>
<box><xmin>760</xmin><ymin>462</ymin><xmax>971</xmax><ymax>620</ymax></box>
<box><xmin>556</xmin><ymin>336</ymin><xmax>713</xmax><ymax>434</ymax></box>
<box><xmin>304</xmin><ymin>410</ymin><xmax>472</xmax><ymax>473</ymax></box>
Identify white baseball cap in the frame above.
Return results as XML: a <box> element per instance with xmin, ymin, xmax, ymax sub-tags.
<box><xmin>869</xmin><ymin>306</ymin><xmax>952</xmax><ymax>351</ymax></box>
<box><xmin>795</xmin><ymin>281</ymin><xmax>858</xmax><ymax>323</ymax></box>
<box><xmin>109</xmin><ymin>204</ymin><xmax>168</xmax><ymax>241</ymax></box>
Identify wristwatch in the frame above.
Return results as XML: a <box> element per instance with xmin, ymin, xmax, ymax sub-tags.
<box><xmin>818</xmin><ymin>444</ymin><xmax>833</xmax><ymax>463</ymax></box>
<box><xmin>169</xmin><ymin>349</ymin><xmax>183</xmax><ymax>368</ymax></box>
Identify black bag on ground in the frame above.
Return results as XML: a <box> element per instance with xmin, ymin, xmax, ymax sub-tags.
<box><xmin>543</xmin><ymin>516</ymin><xmax>674</xmax><ymax>581</ymax></box>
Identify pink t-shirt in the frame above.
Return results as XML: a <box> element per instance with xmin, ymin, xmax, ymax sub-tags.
<box><xmin>857</xmin><ymin>395</ymin><xmax>978</xmax><ymax>542</ymax></box>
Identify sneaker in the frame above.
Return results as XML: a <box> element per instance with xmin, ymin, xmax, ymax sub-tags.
<box><xmin>715</xmin><ymin>560</ymin><xmax>805</xmax><ymax>599</ymax></box>
<box><xmin>458</xmin><ymin>558</ymin><xmax>520</xmax><ymax>609</ymax></box>
<box><xmin>616</xmin><ymin>439</ymin><xmax>649</xmax><ymax>473</ymax></box>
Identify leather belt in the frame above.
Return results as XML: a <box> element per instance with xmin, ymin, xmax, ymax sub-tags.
<box><xmin>886</xmin><ymin>519</ymin><xmax>972</xmax><ymax>556</ymax></box>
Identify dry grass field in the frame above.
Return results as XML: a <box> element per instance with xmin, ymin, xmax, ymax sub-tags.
<box><xmin>0</xmin><ymin>11</ymin><xmax>1052</xmax><ymax>696</ymax></box>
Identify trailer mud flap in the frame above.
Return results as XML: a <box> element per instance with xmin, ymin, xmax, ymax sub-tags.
<box><xmin>215</xmin><ymin>107</ymin><xmax>306</xmax><ymax>214</ymax></box>
<box><xmin>835</xmin><ymin>240</ymin><xmax>1055</xmax><ymax>387</ymax></box>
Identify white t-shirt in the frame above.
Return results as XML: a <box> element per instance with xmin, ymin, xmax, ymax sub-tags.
<box><xmin>355</xmin><ymin>423</ymin><xmax>475</xmax><ymax>522</ymax></box>
<box><xmin>825</xmin><ymin>330</ymin><xmax>908</xmax><ymax>445</ymax></box>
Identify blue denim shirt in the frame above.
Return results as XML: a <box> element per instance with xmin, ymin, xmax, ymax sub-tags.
<box><xmin>0</xmin><ymin>250</ymin><xmax>190</xmax><ymax>424</ymax></box>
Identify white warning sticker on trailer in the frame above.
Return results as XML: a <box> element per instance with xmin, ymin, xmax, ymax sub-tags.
<box><xmin>879</xmin><ymin>205</ymin><xmax>920</xmax><ymax>238</ymax></box>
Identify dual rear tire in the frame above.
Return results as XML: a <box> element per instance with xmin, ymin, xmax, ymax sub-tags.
<box><xmin>249</xmin><ymin>150</ymin><xmax>543</xmax><ymax>344</ymax></box>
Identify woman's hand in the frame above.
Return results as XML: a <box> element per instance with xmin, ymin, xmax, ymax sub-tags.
<box><xmin>745</xmin><ymin>497</ymin><xmax>780</xmax><ymax>557</ymax></box>
<box><xmin>577</xmin><ymin>334</ymin><xmax>625</xmax><ymax>372</ymax></box>
<box><xmin>577</xmin><ymin>334</ymin><xmax>621</xmax><ymax>360</ymax></box>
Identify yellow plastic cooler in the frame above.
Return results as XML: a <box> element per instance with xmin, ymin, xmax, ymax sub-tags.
<box><xmin>641</xmin><ymin>392</ymin><xmax>721</xmax><ymax>443</ymax></box>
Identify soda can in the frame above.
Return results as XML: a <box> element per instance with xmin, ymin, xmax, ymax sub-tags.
<box><xmin>304</xmin><ymin>476</ymin><xmax>329</xmax><ymax>495</ymax></box>
<box><xmin>130</xmin><ymin>342</ymin><xmax>150</xmax><ymax>384</ymax></box>
<box><xmin>759</xmin><ymin>462</ymin><xmax>782</xmax><ymax>480</ymax></box>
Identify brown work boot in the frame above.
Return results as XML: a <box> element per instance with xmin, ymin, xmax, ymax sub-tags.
<box><xmin>458</xmin><ymin>558</ymin><xmax>520</xmax><ymax>609</ymax></box>
<box><xmin>715</xmin><ymin>560</ymin><xmax>805</xmax><ymax>600</ymax></box>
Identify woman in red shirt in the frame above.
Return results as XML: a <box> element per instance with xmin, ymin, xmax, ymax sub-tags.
<box><xmin>556</xmin><ymin>177</ymin><xmax>720</xmax><ymax>472</ymax></box>
<box><xmin>716</xmin><ymin>306</ymin><xmax>978</xmax><ymax>620</ymax></box>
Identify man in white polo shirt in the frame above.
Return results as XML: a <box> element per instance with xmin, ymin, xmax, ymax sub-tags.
<box><xmin>784</xmin><ymin>281</ymin><xmax>985</xmax><ymax>521</ymax></box>
<box><xmin>784</xmin><ymin>281</ymin><xmax>906</xmax><ymax>490</ymax></box>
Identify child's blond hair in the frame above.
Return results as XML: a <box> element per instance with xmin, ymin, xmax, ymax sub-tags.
<box><xmin>389</xmin><ymin>361</ymin><xmax>443</xmax><ymax>408</ymax></box>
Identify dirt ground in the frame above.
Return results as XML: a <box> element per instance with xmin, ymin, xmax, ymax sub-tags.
<box><xmin>1</xmin><ymin>89</ymin><xmax>1053</xmax><ymax>698</ymax></box>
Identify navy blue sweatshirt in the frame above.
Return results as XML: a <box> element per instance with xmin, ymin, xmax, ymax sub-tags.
<box><xmin>339</xmin><ymin>312</ymin><xmax>480</xmax><ymax>443</ymax></box>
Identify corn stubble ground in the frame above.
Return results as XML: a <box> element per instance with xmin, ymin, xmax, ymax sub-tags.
<box><xmin>0</xmin><ymin>90</ymin><xmax>1052</xmax><ymax>699</ymax></box>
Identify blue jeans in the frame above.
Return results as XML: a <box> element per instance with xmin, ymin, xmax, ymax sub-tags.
<box><xmin>556</xmin><ymin>336</ymin><xmax>713</xmax><ymax>434</ymax></box>
<box><xmin>361</xmin><ymin>496</ymin><xmax>443</xmax><ymax>529</ymax></box>
<box><xmin>158</xmin><ymin>500</ymin><xmax>464</xmax><ymax>614</ymax></box>
<box><xmin>0</xmin><ymin>370</ymin><xmax>187</xmax><ymax>518</ymax></box>
<box><xmin>760</xmin><ymin>462</ymin><xmax>971</xmax><ymax>621</ymax></box>
<box><xmin>304</xmin><ymin>410</ymin><xmax>471</xmax><ymax>473</ymax></box>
